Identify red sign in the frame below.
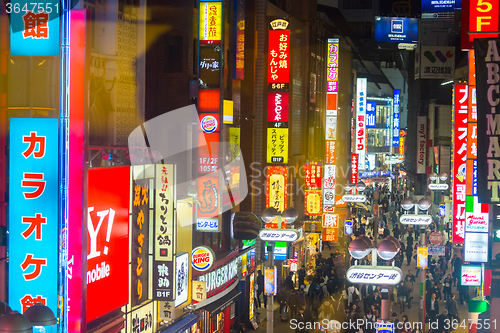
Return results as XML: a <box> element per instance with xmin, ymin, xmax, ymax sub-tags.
<box><xmin>351</xmin><ymin>154</ymin><xmax>358</xmax><ymax>187</ymax></box>
<box><xmin>197</xmin><ymin>175</ymin><xmax>219</xmax><ymax>218</ymax></box>
<box><xmin>322</xmin><ymin>228</ymin><xmax>338</xmax><ymax>242</ymax></box>
<box><xmin>266</xmin><ymin>166</ymin><xmax>288</xmax><ymax>217</ymax></box>
<box><xmin>267</xmin><ymin>92</ymin><xmax>289</xmax><ymax>122</ymax></box>
<box><xmin>268</xmin><ymin>30</ymin><xmax>290</xmax><ymax>83</ymax></box>
<box><xmin>304</xmin><ymin>164</ymin><xmax>322</xmax><ymax>188</ymax></box>
<box><xmin>87</xmin><ymin>167</ymin><xmax>130</xmax><ymax>322</ymax></box>
<box><xmin>428</xmin><ymin>231</ymin><xmax>444</xmax><ymax>245</ymax></box>
<box><xmin>453</xmin><ymin>84</ymin><xmax>468</xmax><ymax>243</ymax></box>
<box><xmin>469</xmin><ymin>0</ymin><xmax>500</xmax><ymax>43</ymax></box>
<box><xmin>325</xmin><ymin>141</ymin><xmax>336</xmax><ymax>164</ymax></box>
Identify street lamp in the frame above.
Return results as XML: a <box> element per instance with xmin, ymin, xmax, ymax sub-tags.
<box><xmin>23</xmin><ymin>303</ymin><xmax>56</xmax><ymax>333</ymax></box>
<box><xmin>417</xmin><ymin>197</ymin><xmax>432</xmax><ymax>212</ymax></box>
<box><xmin>401</xmin><ymin>198</ymin><xmax>416</xmax><ymax>211</ymax></box>
<box><xmin>282</xmin><ymin>207</ymin><xmax>299</xmax><ymax>224</ymax></box>
<box><xmin>0</xmin><ymin>311</ymin><xmax>32</xmax><ymax>333</ymax></box>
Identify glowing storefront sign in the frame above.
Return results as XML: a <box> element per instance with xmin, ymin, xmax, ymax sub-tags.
<box><xmin>198</xmin><ymin>258</ymin><xmax>238</xmax><ymax>296</ymax></box>
<box><xmin>268</xmin><ymin>29</ymin><xmax>290</xmax><ymax>83</ymax></box>
<box><xmin>428</xmin><ymin>183</ymin><xmax>449</xmax><ymax>190</ymax></box>
<box><xmin>464</xmin><ymin>232</ymin><xmax>488</xmax><ymax>263</ymax></box>
<box><xmin>465</xmin><ymin>196</ymin><xmax>489</xmax><ymax>232</ymax></box>
<box><xmin>356</xmin><ymin>78</ymin><xmax>367</xmax><ymax>169</ymax></box>
<box><xmin>453</xmin><ymin>84</ymin><xmax>468</xmax><ymax>243</ymax></box>
<box><xmin>264</xmin><ymin>267</ymin><xmax>277</xmax><ymax>295</ymax></box>
<box><xmin>323</xmin><ymin>227</ymin><xmax>338</xmax><ymax>242</ymax></box>
<box><xmin>392</xmin><ymin>89</ymin><xmax>400</xmax><ymax>147</ymax></box>
<box><xmin>266</xmin><ymin>166</ymin><xmax>287</xmax><ymax>214</ymax></box>
<box><xmin>304</xmin><ymin>164</ymin><xmax>322</xmax><ymax>188</ymax></box>
<box><xmin>200</xmin><ymin>1</ymin><xmax>222</xmax><ymax>44</ymax></box>
<box><xmin>9</xmin><ymin>118</ymin><xmax>58</xmax><ymax>315</ymax></box>
<box><xmin>259</xmin><ymin>229</ymin><xmax>298</xmax><ymax>242</ymax></box>
<box><xmin>461</xmin><ymin>265</ymin><xmax>482</xmax><ymax>286</ymax></box>
<box><xmin>399</xmin><ymin>214</ymin><xmax>432</xmax><ymax>225</ymax></box>
<box><xmin>267</xmin><ymin>127</ymin><xmax>288</xmax><ymax>164</ymax></box>
<box><xmin>322</xmin><ymin>214</ymin><xmax>339</xmax><ymax>228</ymax></box>
<box><xmin>342</xmin><ymin>195</ymin><xmax>367</xmax><ymax>203</ymax></box>
<box><xmin>417</xmin><ymin>247</ymin><xmax>428</xmax><ymax>269</ymax></box>
<box><xmin>351</xmin><ymin>154</ymin><xmax>358</xmax><ymax>187</ymax></box>
<box><xmin>192</xmin><ymin>246</ymin><xmax>216</xmax><ymax>272</ymax></box>
<box><xmin>346</xmin><ymin>266</ymin><xmax>403</xmax><ymax>285</ymax></box>
<box><xmin>468</xmin><ymin>0</ymin><xmax>500</xmax><ymax>45</ymax></box>
<box><xmin>174</xmin><ymin>252</ymin><xmax>189</xmax><ymax>307</ymax></box>
<box><xmin>304</xmin><ymin>190</ymin><xmax>322</xmax><ymax>216</ymax></box>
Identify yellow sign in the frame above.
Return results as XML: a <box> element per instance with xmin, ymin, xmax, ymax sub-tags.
<box><xmin>249</xmin><ymin>273</ymin><xmax>255</xmax><ymax>319</ymax></box>
<box><xmin>267</xmin><ymin>170</ymin><xmax>286</xmax><ymax>214</ymax></box>
<box><xmin>267</xmin><ymin>127</ymin><xmax>289</xmax><ymax>164</ymax></box>
<box><xmin>200</xmin><ymin>2</ymin><xmax>222</xmax><ymax>43</ymax></box>
<box><xmin>192</xmin><ymin>281</ymin><xmax>207</xmax><ymax>303</ymax></box>
<box><xmin>223</xmin><ymin>100</ymin><xmax>234</xmax><ymax>124</ymax></box>
<box><xmin>264</xmin><ymin>267</ymin><xmax>276</xmax><ymax>295</ymax></box>
<box><xmin>305</xmin><ymin>190</ymin><xmax>321</xmax><ymax>216</ymax></box>
<box><xmin>417</xmin><ymin>247</ymin><xmax>428</xmax><ymax>269</ymax></box>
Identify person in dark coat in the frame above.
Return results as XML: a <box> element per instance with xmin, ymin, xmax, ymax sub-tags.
<box><xmin>406</xmin><ymin>243</ymin><xmax>413</xmax><ymax>266</ymax></box>
<box><xmin>427</xmin><ymin>293</ymin><xmax>440</xmax><ymax>323</ymax></box>
<box><xmin>294</xmin><ymin>305</ymin><xmax>314</xmax><ymax>333</ymax></box>
<box><xmin>256</xmin><ymin>270</ymin><xmax>266</xmax><ymax>308</ymax></box>
<box><xmin>298</xmin><ymin>265</ymin><xmax>306</xmax><ymax>287</ymax></box>
<box><xmin>394</xmin><ymin>225</ymin><xmax>401</xmax><ymax>239</ymax></box>
<box><xmin>434</xmin><ymin>310</ymin><xmax>449</xmax><ymax>333</ymax></box>
<box><xmin>446</xmin><ymin>293</ymin><xmax>460</xmax><ymax>323</ymax></box>
<box><xmin>383</xmin><ymin>225</ymin><xmax>390</xmax><ymax>238</ymax></box>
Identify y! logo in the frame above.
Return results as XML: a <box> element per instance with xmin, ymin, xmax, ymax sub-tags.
<box><xmin>87</xmin><ymin>207</ymin><xmax>115</xmax><ymax>260</ymax></box>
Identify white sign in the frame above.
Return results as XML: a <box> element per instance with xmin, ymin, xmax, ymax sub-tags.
<box><xmin>428</xmin><ymin>183</ymin><xmax>449</xmax><ymax>190</ymax></box>
<box><xmin>259</xmin><ymin>229</ymin><xmax>298</xmax><ymax>242</ymax></box>
<box><xmin>326</xmin><ymin>116</ymin><xmax>337</xmax><ymax>140</ymax></box>
<box><xmin>461</xmin><ymin>266</ymin><xmax>482</xmax><ymax>286</ymax></box>
<box><xmin>419</xmin><ymin>46</ymin><xmax>455</xmax><ymax>80</ymax></box>
<box><xmin>399</xmin><ymin>214</ymin><xmax>432</xmax><ymax>225</ymax></box>
<box><xmin>342</xmin><ymin>194</ymin><xmax>367</xmax><ymax>203</ymax></box>
<box><xmin>323</xmin><ymin>189</ymin><xmax>335</xmax><ymax>205</ymax></box>
<box><xmin>130</xmin><ymin>301</ymin><xmax>155</xmax><ymax>333</ymax></box>
<box><xmin>465</xmin><ymin>212</ymin><xmax>489</xmax><ymax>233</ymax></box>
<box><xmin>356</xmin><ymin>78</ymin><xmax>367</xmax><ymax>170</ymax></box>
<box><xmin>322</xmin><ymin>213</ymin><xmax>338</xmax><ymax>228</ymax></box>
<box><xmin>346</xmin><ymin>266</ymin><xmax>402</xmax><ymax>285</ymax></box>
<box><xmin>198</xmin><ymin>258</ymin><xmax>238</xmax><ymax>294</ymax></box>
<box><xmin>290</xmin><ymin>259</ymin><xmax>298</xmax><ymax>272</ymax></box>
<box><xmin>196</xmin><ymin>218</ymin><xmax>219</xmax><ymax>232</ymax></box>
<box><xmin>417</xmin><ymin>116</ymin><xmax>427</xmax><ymax>174</ymax></box>
<box><xmin>323</xmin><ymin>165</ymin><xmax>336</xmax><ymax>189</ymax></box>
<box><xmin>175</xmin><ymin>252</ymin><xmax>189</xmax><ymax>307</ymax></box>
<box><xmin>371</xmin><ymin>177</ymin><xmax>390</xmax><ymax>183</ymax></box>
<box><xmin>464</xmin><ymin>232</ymin><xmax>488</xmax><ymax>263</ymax></box>
<box><xmin>398</xmin><ymin>43</ymin><xmax>417</xmax><ymax>50</ymax></box>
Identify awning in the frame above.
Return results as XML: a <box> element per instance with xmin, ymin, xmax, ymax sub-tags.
<box><xmin>202</xmin><ymin>288</ymin><xmax>241</xmax><ymax>316</ymax></box>
<box><xmin>161</xmin><ymin>314</ymin><xmax>197</xmax><ymax>333</ymax></box>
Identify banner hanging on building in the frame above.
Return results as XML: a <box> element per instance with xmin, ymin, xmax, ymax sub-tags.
<box><xmin>392</xmin><ymin>89</ymin><xmax>400</xmax><ymax>147</ymax></box>
<box><xmin>475</xmin><ymin>38</ymin><xmax>500</xmax><ymax>203</ymax></box>
<box><xmin>417</xmin><ymin>116</ymin><xmax>427</xmax><ymax>174</ymax></box>
<box><xmin>356</xmin><ymin>78</ymin><xmax>367</xmax><ymax>170</ymax></box>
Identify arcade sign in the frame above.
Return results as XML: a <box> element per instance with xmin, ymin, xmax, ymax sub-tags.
<box><xmin>399</xmin><ymin>215</ymin><xmax>432</xmax><ymax>225</ymax></box>
<box><xmin>259</xmin><ymin>229</ymin><xmax>298</xmax><ymax>242</ymax></box>
<box><xmin>342</xmin><ymin>195</ymin><xmax>367</xmax><ymax>203</ymax></box>
<box><xmin>346</xmin><ymin>266</ymin><xmax>402</xmax><ymax>285</ymax></box>
<box><xmin>428</xmin><ymin>183</ymin><xmax>449</xmax><ymax>190</ymax></box>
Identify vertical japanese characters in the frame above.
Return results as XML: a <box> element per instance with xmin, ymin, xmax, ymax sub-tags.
<box><xmin>9</xmin><ymin>118</ymin><xmax>58</xmax><ymax>314</ymax></box>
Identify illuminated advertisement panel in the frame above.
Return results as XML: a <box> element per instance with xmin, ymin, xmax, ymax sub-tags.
<box><xmin>465</xmin><ymin>196</ymin><xmax>489</xmax><ymax>233</ymax></box>
<box><xmin>453</xmin><ymin>84</ymin><xmax>468</xmax><ymax>243</ymax></box>
<box><xmin>10</xmin><ymin>0</ymin><xmax>60</xmax><ymax>56</ymax></box>
<box><xmin>417</xmin><ymin>116</ymin><xmax>427</xmax><ymax>174</ymax></box>
<box><xmin>322</xmin><ymin>227</ymin><xmax>338</xmax><ymax>242</ymax></box>
<box><xmin>267</xmin><ymin>92</ymin><xmax>289</xmax><ymax>122</ymax></box>
<box><xmin>268</xmin><ymin>29</ymin><xmax>290</xmax><ymax>83</ymax></box>
<box><xmin>374</xmin><ymin>17</ymin><xmax>419</xmax><ymax>43</ymax></box>
<box><xmin>199</xmin><ymin>1</ymin><xmax>222</xmax><ymax>44</ymax></box>
<box><xmin>304</xmin><ymin>190</ymin><xmax>322</xmax><ymax>216</ymax></box>
<box><xmin>356</xmin><ymin>78</ymin><xmax>367</xmax><ymax>169</ymax></box>
<box><xmin>267</xmin><ymin>127</ymin><xmax>288</xmax><ymax>164</ymax></box>
<box><xmin>351</xmin><ymin>154</ymin><xmax>359</xmax><ymax>188</ymax></box>
<box><xmin>392</xmin><ymin>89</ymin><xmax>400</xmax><ymax>147</ymax></box>
<box><xmin>266</xmin><ymin>166</ymin><xmax>287</xmax><ymax>214</ymax></box>
<box><xmin>325</xmin><ymin>141</ymin><xmax>336</xmax><ymax>164</ymax></box>
<box><xmin>87</xmin><ymin>167</ymin><xmax>130</xmax><ymax>322</ymax></box>
<box><xmin>9</xmin><ymin>118</ymin><xmax>58</xmax><ymax>315</ymax></box>
<box><xmin>326</xmin><ymin>38</ymin><xmax>339</xmax><ymax>92</ymax></box>
<box><xmin>469</xmin><ymin>0</ymin><xmax>500</xmax><ymax>44</ymax></box>
<box><xmin>304</xmin><ymin>164</ymin><xmax>322</xmax><ymax>188</ymax></box>
<box><xmin>366</xmin><ymin>101</ymin><xmax>377</xmax><ymax>128</ymax></box>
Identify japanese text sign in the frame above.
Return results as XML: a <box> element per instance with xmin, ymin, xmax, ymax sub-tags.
<box><xmin>259</xmin><ymin>229</ymin><xmax>298</xmax><ymax>242</ymax></box>
<box><xmin>196</xmin><ymin>218</ymin><xmax>219</xmax><ymax>232</ymax></box>
<box><xmin>233</xmin><ymin>0</ymin><xmax>245</xmax><ymax>80</ymax></box>
<box><xmin>351</xmin><ymin>154</ymin><xmax>359</xmax><ymax>187</ymax></box>
<box><xmin>346</xmin><ymin>266</ymin><xmax>402</xmax><ymax>285</ymax></box>
<box><xmin>322</xmin><ymin>214</ymin><xmax>339</xmax><ymax>228</ymax></box>
<box><xmin>267</xmin><ymin>127</ymin><xmax>288</xmax><ymax>164</ymax></box>
<box><xmin>322</xmin><ymin>227</ymin><xmax>338</xmax><ymax>242</ymax></box>
<box><xmin>304</xmin><ymin>190</ymin><xmax>322</xmax><ymax>216</ymax></box>
<box><xmin>9</xmin><ymin>118</ymin><xmax>58</xmax><ymax>315</ymax></box>
<box><xmin>356</xmin><ymin>78</ymin><xmax>367</xmax><ymax>169</ymax></box>
<box><xmin>304</xmin><ymin>164</ymin><xmax>322</xmax><ymax>188</ymax></box>
<box><xmin>325</xmin><ymin>141</ymin><xmax>336</xmax><ymax>164</ymax></box>
<box><xmin>461</xmin><ymin>265</ymin><xmax>482</xmax><ymax>286</ymax></box>
<box><xmin>131</xmin><ymin>178</ymin><xmax>150</xmax><ymax>307</ymax></box>
<box><xmin>453</xmin><ymin>84</ymin><xmax>468</xmax><ymax>242</ymax></box>
<box><xmin>323</xmin><ymin>165</ymin><xmax>335</xmax><ymax>189</ymax></box>
<box><xmin>130</xmin><ymin>302</ymin><xmax>155</xmax><ymax>333</ymax></box>
<box><xmin>266</xmin><ymin>166</ymin><xmax>287</xmax><ymax>215</ymax></box>
<box><xmin>366</xmin><ymin>101</ymin><xmax>377</xmax><ymax>128</ymax></box>
<box><xmin>327</xmin><ymin>38</ymin><xmax>339</xmax><ymax>92</ymax></box>
<box><xmin>87</xmin><ymin>166</ymin><xmax>130</xmax><ymax>322</ymax></box>
<box><xmin>200</xmin><ymin>1</ymin><xmax>222</xmax><ymax>44</ymax></box>
<box><xmin>464</xmin><ymin>232</ymin><xmax>489</xmax><ymax>262</ymax></box>
<box><xmin>267</xmin><ymin>92</ymin><xmax>289</xmax><ymax>123</ymax></box>
<box><xmin>10</xmin><ymin>0</ymin><xmax>60</xmax><ymax>56</ymax></box>
<box><xmin>393</xmin><ymin>89</ymin><xmax>400</xmax><ymax>147</ymax></box>
<box><xmin>154</xmin><ymin>164</ymin><xmax>175</xmax><ymax>301</ymax></box>
<box><xmin>268</xmin><ymin>29</ymin><xmax>290</xmax><ymax>83</ymax></box>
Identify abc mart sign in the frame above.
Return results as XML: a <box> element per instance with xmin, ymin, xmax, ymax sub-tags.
<box><xmin>342</xmin><ymin>195</ymin><xmax>367</xmax><ymax>203</ymax></box>
<box><xmin>347</xmin><ymin>266</ymin><xmax>402</xmax><ymax>285</ymax></box>
<box><xmin>399</xmin><ymin>214</ymin><xmax>432</xmax><ymax>225</ymax></box>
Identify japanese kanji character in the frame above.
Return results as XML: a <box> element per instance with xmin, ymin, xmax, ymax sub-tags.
<box><xmin>20</xmin><ymin>254</ymin><xmax>47</xmax><ymax>281</ymax></box>
<box><xmin>133</xmin><ymin>184</ymin><xmax>141</xmax><ymax>206</ymax></box>
<box><xmin>137</xmin><ymin>209</ymin><xmax>144</xmax><ymax>229</ymax></box>
<box><xmin>137</xmin><ymin>233</ymin><xmax>144</xmax><ymax>253</ymax></box>
<box><xmin>22</xmin><ymin>12</ymin><xmax>48</xmax><ymax>39</ymax></box>
<box><xmin>21</xmin><ymin>214</ymin><xmax>46</xmax><ymax>240</ymax></box>
<box><xmin>22</xmin><ymin>132</ymin><xmax>46</xmax><ymax>158</ymax></box>
<box><xmin>22</xmin><ymin>173</ymin><xmax>46</xmax><ymax>199</ymax></box>
<box><xmin>137</xmin><ymin>257</ymin><xmax>143</xmax><ymax>276</ymax></box>
<box><xmin>20</xmin><ymin>295</ymin><xmax>46</xmax><ymax>313</ymax></box>
<box><xmin>159</xmin><ymin>277</ymin><xmax>170</xmax><ymax>288</ymax></box>
<box><xmin>158</xmin><ymin>263</ymin><xmax>169</xmax><ymax>277</ymax></box>
<box><xmin>137</xmin><ymin>279</ymin><xmax>143</xmax><ymax>300</ymax></box>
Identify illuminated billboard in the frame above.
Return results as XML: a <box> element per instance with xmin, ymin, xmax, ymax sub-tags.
<box><xmin>374</xmin><ymin>17</ymin><xmax>419</xmax><ymax>43</ymax></box>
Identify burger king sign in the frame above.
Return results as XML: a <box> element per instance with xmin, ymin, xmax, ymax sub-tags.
<box><xmin>192</xmin><ymin>246</ymin><xmax>215</xmax><ymax>272</ymax></box>
<box><xmin>200</xmin><ymin>115</ymin><xmax>219</xmax><ymax>133</ymax></box>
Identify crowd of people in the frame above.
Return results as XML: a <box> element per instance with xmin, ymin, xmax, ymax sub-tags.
<box><xmin>252</xmin><ymin>185</ymin><xmax>470</xmax><ymax>333</ymax></box>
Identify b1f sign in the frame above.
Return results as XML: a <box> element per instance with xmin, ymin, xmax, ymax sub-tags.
<box><xmin>10</xmin><ymin>0</ymin><xmax>60</xmax><ymax>56</ymax></box>
<box><xmin>9</xmin><ymin>118</ymin><xmax>58</xmax><ymax>315</ymax></box>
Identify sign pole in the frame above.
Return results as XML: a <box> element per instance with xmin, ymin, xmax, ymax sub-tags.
<box><xmin>420</xmin><ymin>224</ymin><xmax>427</xmax><ymax>333</ymax></box>
<box><xmin>267</xmin><ymin>240</ymin><xmax>275</xmax><ymax>333</ymax></box>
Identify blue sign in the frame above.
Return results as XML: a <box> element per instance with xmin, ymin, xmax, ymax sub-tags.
<box><xmin>264</xmin><ymin>242</ymin><xmax>287</xmax><ymax>260</ymax></box>
<box><xmin>472</xmin><ymin>160</ymin><xmax>478</xmax><ymax>195</ymax></box>
<box><xmin>374</xmin><ymin>17</ymin><xmax>419</xmax><ymax>43</ymax></box>
<box><xmin>345</xmin><ymin>219</ymin><xmax>353</xmax><ymax>235</ymax></box>
<box><xmin>9</xmin><ymin>118</ymin><xmax>58</xmax><ymax>315</ymax></box>
<box><xmin>392</xmin><ymin>89</ymin><xmax>400</xmax><ymax>147</ymax></box>
<box><xmin>366</xmin><ymin>101</ymin><xmax>377</xmax><ymax>128</ymax></box>
<box><xmin>439</xmin><ymin>203</ymin><xmax>446</xmax><ymax>217</ymax></box>
<box><xmin>196</xmin><ymin>218</ymin><xmax>219</xmax><ymax>232</ymax></box>
<box><xmin>421</xmin><ymin>0</ymin><xmax>461</xmax><ymax>12</ymax></box>
<box><xmin>10</xmin><ymin>0</ymin><xmax>60</xmax><ymax>56</ymax></box>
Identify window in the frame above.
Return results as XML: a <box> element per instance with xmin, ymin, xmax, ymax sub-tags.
<box><xmin>165</xmin><ymin>36</ymin><xmax>183</xmax><ymax>73</ymax></box>
<box><xmin>350</xmin><ymin>22</ymin><xmax>372</xmax><ymax>40</ymax></box>
<box><xmin>343</xmin><ymin>0</ymin><xmax>372</xmax><ymax>9</ymax></box>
